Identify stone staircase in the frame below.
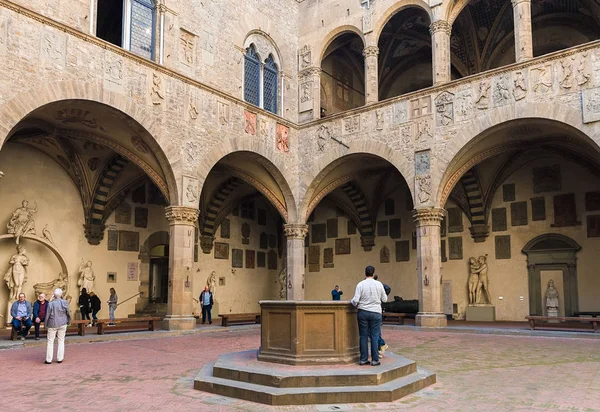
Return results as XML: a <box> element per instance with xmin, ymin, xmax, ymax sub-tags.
<box><xmin>130</xmin><ymin>303</ymin><xmax>167</xmax><ymax>319</ymax></box>
<box><xmin>195</xmin><ymin>350</ymin><xmax>436</xmax><ymax>405</ymax></box>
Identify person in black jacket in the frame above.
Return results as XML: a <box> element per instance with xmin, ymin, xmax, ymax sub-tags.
<box><xmin>78</xmin><ymin>288</ymin><xmax>92</xmax><ymax>326</ymax></box>
<box><xmin>89</xmin><ymin>292</ymin><xmax>101</xmax><ymax>326</ymax></box>
<box><xmin>199</xmin><ymin>286</ymin><xmax>214</xmax><ymax>324</ymax></box>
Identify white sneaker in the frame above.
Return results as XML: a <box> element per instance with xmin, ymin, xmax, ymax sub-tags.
<box><xmin>378</xmin><ymin>351</ymin><xmax>384</xmax><ymax>358</ymax></box>
<box><xmin>380</xmin><ymin>344</ymin><xmax>389</xmax><ymax>354</ymax></box>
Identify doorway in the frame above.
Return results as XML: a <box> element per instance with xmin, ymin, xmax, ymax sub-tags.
<box><xmin>149</xmin><ymin>244</ymin><xmax>169</xmax><ymax>304</ymax></box>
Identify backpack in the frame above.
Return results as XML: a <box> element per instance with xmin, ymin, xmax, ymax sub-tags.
<box><xmin>383</xmin><ymin>283</ymin><xmax>392</xmax><ymax>296</ymax></box>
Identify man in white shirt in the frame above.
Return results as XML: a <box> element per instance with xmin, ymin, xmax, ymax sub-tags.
<box><xmin>351</xmin><ymin>266</ymin><xmax>388</xmax><ymax>366</ymax></box>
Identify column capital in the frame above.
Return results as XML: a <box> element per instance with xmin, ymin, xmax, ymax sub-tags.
<box><xmin>412</xmin><ymin>208</ymin><xmax>445</xmax><ymax>227</ymax></box>
<box><xmin>429</xmin><ymin>20</ymin><xmax>452</xmax><ymax>36</ymax></box>
<box><xmin>283</xmin><ymin>223</ymin><xmax>309</xmax><ymax>239</ymax></box>
<box><xmin>165</xmin><ymin>206</ymin><xmax>199</xmax><ymax>226</ymax></box>
<box><xmin>511</xmin><ymin>0</ymin><xmax>531</xmax><ymax>6</ymax></box>
<box><xmin>362</xmin><ymin>46</ymin><xmax>379</xmax><ymax>57</ymax></box>
<box><xmin>299</xmin><ymin>66</ymin><xmax>321</xmax><ymax>80</ymax></box>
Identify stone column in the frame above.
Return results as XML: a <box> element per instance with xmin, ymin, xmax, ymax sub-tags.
<box><xmin>512</xmin><ymin>0</ymin><xmax>533</xmax><ymax>62</ymax></box>
<box><xmin>412</xmin><ymin>208</ymin><xmax>447</xmax><ymax>327</ymax></box>
<box><xmin>163</xmin><ymin>206</ymin><xmax>199</xmax><ymax>330</ymax></box>
<box><xmin>430</xmin><ymin>20</ymin><xmax>452</xmax><ymax>86</ymax></box>
<box><xmin>283</xmin><ymin>224</ymin><xmax>309</xmax><ymax>300</ymax></box>
<box><xmin>363</xmin><ymin>46</ymin><xmax>379</xmax><ymax>104</ymax></box>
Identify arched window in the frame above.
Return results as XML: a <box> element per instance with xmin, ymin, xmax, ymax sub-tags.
<box><xmin>263</xmin><ymin>55</ymin><xmax>279</xmax><ymax>114</ymax></box>
<box><xmin>244</xmin><ymin>45</ymin><xmax>261</xmax><ymax>107</ymax></box>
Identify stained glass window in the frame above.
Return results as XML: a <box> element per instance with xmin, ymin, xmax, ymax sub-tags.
<box><xmin>244</xmin><ymin>45</ymin><xmax>260</xmax><ymax>106</ymax></box>
<box><xmin>263</xmin><ymin>55</ymin><xmax>278</xmax><ymax>114</ymax></box>
<box><xmin>130</xmin><ymin>0</ymin><xmax>155</xmax><ymax>60</ymax></box>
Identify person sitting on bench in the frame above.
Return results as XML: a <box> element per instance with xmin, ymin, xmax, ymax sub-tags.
<box><xmin>11</xmin><ymin>292</ymin><xmax>33</xmax><ymax>341</ymax></box>
<box><xmin>33</xmin><ymin>293</ymin><xmax>48</xmax><ymax>340</ymax></box>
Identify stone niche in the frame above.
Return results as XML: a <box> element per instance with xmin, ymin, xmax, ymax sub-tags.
<box><xmin>258</xmin><ymin>301</ymin><xmax>359</xmax><ymax>365</ymax></box>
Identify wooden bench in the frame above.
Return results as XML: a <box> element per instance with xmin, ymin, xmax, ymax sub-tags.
<box><xmin>218</xmin><ymin>313</ymin><xmax>261</xmax><ymax>327</ymax></box>
<box><xmin>10</xmin><ymin>320</ymin><xmax>89</xmax><ymax>340</ymax></box>
<box><xmin>382</xmin><ymin>313</ymin><xmax>408</xmax><ymax>325</ymax></box>
<box><xmin>526</xmin><ymin>316</ymin><xmax>599</xmax><ymax>332</ymax></box>
<box><xmin>96</xmin><ymin>317</ymin><xmax>160</xmax><ymax>335</ymax></box>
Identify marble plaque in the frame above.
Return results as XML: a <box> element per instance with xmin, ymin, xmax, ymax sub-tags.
<box><xmin>491</xmin><ymin>208</ymin><xmax>507</xmax><ymax>232</ymax></box>
<box><xmin>220</xmin><ymin>218</ymin><xmax>230</xmax><ymax>238</ymax></box>
<box><xmin>585</xmin><ymin>191</ymin><xmax>600</xmax><ymax>211</ymax></box>
<box><xmin>246</xmin><ymin>250</ymin><xmax>255</xmax><ymax>269</ymax></box>
<box><xmin>553</xmin><ymin>193</ymin><xmax>578</xmax><ymax>226</ymax></box>
<box><xmin>107</xmin><ymin>230</ymin><xmax>118</xmax><ymax>251</ymax></box>
<box><xmin>380</xmin><ymin>246</ymin><xmax>390</xmax><ymax>263</ymax></box>
<box><xmin>257</xmin><ymin>251</ymin><xmax>266</xmax><ymax>268</ymax></box>
<box><xmin>503</xmin><ymin>183</ymin><xmax>515</xmax><ymax>202</ymax></box>
<box><xmin>312</xmin><ymin>224</ymin><xmax>326</xmax><ymax>243</ymax></box>
<box><xmin>531</xmin><ymin>197</ymin><xmax>546</xmax><ymax>221</ymax></box>
<box><xmin>448</xmin><ymin>237</ymin><xmax>463</xmax><ymax>260</ymax></box>
<box><xmin>232</xmin><ymin>249</ymin><xmax>243</xmax><ymax>268</ymax></box>
<box><xmin>214</xmin><ymin>242</ymin><xmax>229</xmax><ymax>260</ymax></box>
<box><xmin>258</xmin><ymin>209</ymin><xmax>266</xmax><ymax>226</ymax></box>
<box><xmin>309</xmin><ymin>263</ymin><xmax>320</xmax><ymax>273</ymax></box>
<box><xmin>582</xmin><ymin>87</ymin><xmax>600</xmax><ymax>123</ymax></box>
<box><xmin>377</xmin><ymin>221</ymin><xmax>389</xmax><ymax>237</ymax></box>
<box><xmin>115</xmin><ymin>202</ymin><xmax>132</xmax><ymax>224</ymax></box>
<box><xmin>267</xmin><ymin>250</ymin><xmax>277</xmax><ymax>270</ymax></box>
<box><xmin>335</xmin><ymin>238</ymin><xmax>351</xmax><ymax>255</ymax></box>
<box><xmin>308</xmin><ymin>245</ymin><xmax>320</xmax><ymax>265</ymax></box>
<box><xmin>385</xmin><ymin>199</ymin><xmax>395</xmax><ymax>216</ymax></box>
<box><xmin>260</xmin><ymin>232</ymin><xmax>268</xmax><ymax>249</ymax></box>
<box><xmin>447</xmin><ymin>207</ymin><xmax>463</xmax><ymax>233</ymax></box>
<box><xmin>347</xmin><ymin>220</ymin><xmax>357</xmax><ymax>235</ymax></box>
<box><xmin>511</xmin><ymin>201</ymin><xmax>528</xmax><ymax>226</ymax></box>
<box><xmin>268</xmin><ymin>234</ymin><xmax>277</xmax><ymax>248</ymax></box>
<box><xmin>134</xmin><ymin>207</ymin><xmax>148</xmax><ymax>228</ymax></box>
<box><xmin>389</xmin><ymin>219</ymin><xmax>401</xmax><ymax>239</ymax></box>
<box><xmin>327</xmin><ymin>218</ymin><xmax>338</xmax><ymax>238</ymax></box>
<box><xmin>533</xmin><ymin>165</ymin><xmax>561</xmax><ymax>193</ymax></box>
<box><xmin>118</xmin><ymin>231</ymin><xmax>139</xmax><ymax>252</ymax></box>
<box><xmin>441</xmin><ymin>239</ymin><xmax>447</xmax><ymax>262</ymax></box>
<box><xmin>587</xmin><ymin>215</ymin><xmax>600</xmax><ymax>237</ymax></box>
<box><xmin>442</xmin><ymin>280</ymin><xmax>453</xmax><ymax>315</ymax></box>
<box><xmin>323</xmin><ymin>248</ymin><xmax>334</xmax><ymax>268</ymax></box>
<box><xmin>395</xmin><ymin>240</ymin><xmax>410</xmax><ymax>262</ymax></box>
<box><xmin>495</xmin><ymin>235</ymin><xmax>511</xmax><ymax>259</ymax></box>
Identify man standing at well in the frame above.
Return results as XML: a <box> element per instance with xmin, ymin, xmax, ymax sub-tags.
<box><xmin>45</xmin><ymin>288</ymin><xmax>70</xmax><ymax>364</ymax></box>
<box><xmin>351</xmin><ymin>266</ymin><xmax>387</xmax><ymax>366</ymax></box>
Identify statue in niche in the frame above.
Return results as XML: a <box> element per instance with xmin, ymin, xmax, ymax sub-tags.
<box><xmin>545</xmin><ymin>279</ymin><xmax>559</xmax><ymax>317</ymax></box>
<box><xmin>206</xmin><ymin>271</ymin><xmax>217</xmax><ymax>302</ymax></box>
<box><xmin>33</xmin><ymin>272</ymin><xmax>72</xmax><ymax>304</ymax></box>
<box><xmin>467</xmin><ymin>254</ymin><xmax>491</xmax><ymax>305</ymax></box>
<box><xmin>278</xmin><ymin>265</ymin><xmax>287</xmax><ymax>299</ymax></box>
<box><xmin>4</xmin><ymin>245</ymin><xmax>29</xmax><ymax>301</ymax></box>
<box><xmin>7</xmin><ymin>200</ymin><xmax>38</xmax><ymax>244</ymax></box>
<box><xmin>77</xmin><ymin>259</ymin><xmax>96</xmax><ymax>293</ymax></box>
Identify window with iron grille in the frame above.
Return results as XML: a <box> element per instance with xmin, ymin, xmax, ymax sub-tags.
<box><xmin>263</xmin><ymin>56</ymin><xmax>278</xmax><ymax>114</ymax></box>
<box><xmin>130</xmin><ymin>0</ymin><xmax>155</xmax><ymax>60</ymax></box>
<box><xmin>244</xmin><ymin>45</ymin><xmax>261</xmax><ymax>106</ymax></box>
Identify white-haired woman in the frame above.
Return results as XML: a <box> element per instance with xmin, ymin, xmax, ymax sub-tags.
<box><xmin>44</xmin><ymin>288</ymin><xmax>71</xmax><ymax>364</ymax></box>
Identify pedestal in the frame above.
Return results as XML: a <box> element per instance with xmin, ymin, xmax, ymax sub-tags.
<box><xmin>547</xmin><ymin>308</ymin><xmax>559</xmax><ymax>323</ymax></box>
<box><xmin>162</xmin><ymin>315</ymin><xmax>196</xmax><ymax>330</ymax></box>
<box><xmin>466</xmin><ymin>305</ymin><xmax>496</xmax><ymax>321</ymax></box>
<box><xmin>415</xmin><ymin>313</ymin><xmax>447</xmax><ymax>327</ymax></box>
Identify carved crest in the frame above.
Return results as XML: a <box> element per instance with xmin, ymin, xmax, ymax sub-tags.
<box><xmin>434</xmin><ymin>91</ymin><xmax>454</xmax><ymax>127</ymax></box>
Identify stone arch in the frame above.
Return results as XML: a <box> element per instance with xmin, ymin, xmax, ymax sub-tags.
<box><xmin>446</xmin><ymin>0</ymin><xmax>470</xmax><ymax>25</ymax></box>
<box><xmin>244</xmin><ymin>30</ymin><xmax>284</xmax><ymax>70</ymax></box>
<box><xmin>194</xmin><ymin>137</ymin><xmax>298</xmax><ymax>223</ymax></box>
<box><xmin>0</xmin><ymin>80</ymin><xmax>180</xmax><ymax>206</ymax></box>
<box><xmin>318</xmin><ymin>25</ymin><xmax>366</xmax><ymax>63</ymax></box>
<box><xmin>435</xmin><ymin>103</ymin><xmax>600</xmax><ymax>208</ymax></box>
<box><xmin>144</xmin><ymin>231</ymin><xmax>170</xmax><ymax>251</ymax></box>
<box><xmin>298</xmin><ymin>139</ymin><xmax>414</xmax><ymax>223</ymax></box>
<box><xmin>374</xmin><ymin>0</ymin><xmax>435</xmax><ymax>41</ymax></box>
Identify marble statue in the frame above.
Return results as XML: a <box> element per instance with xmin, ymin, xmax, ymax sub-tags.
<box><xmin>467</xmin><ymin>257</ymin><xmax>480</xmax><ymax>305</ymax></box>
<box><xmin>42</xmin><ymin>224</ymin><xmax>55</xmax><ymax>244</ymax></box>
<box><xmin>278</xmin><ymin>266</ymin><xmax>287</xmax><ymax>299</ymax></box>
<box><xmin>7</xmin><ymin>200</ymin><xmax>38</xmax><ymax>244</ymax></box>
<box><xmin>33</xmin><ymin>271</ymin><xmax>72</xmax><ymax>304</ymax></box>
<box><xmin>545</xmin><ymin>279</ymin><xmax>559</xmax><ymax>317</ymax></box>
<box><xmin>77</xmin><ymin>259</ymin><xmax>96</xmax><ymax>293</ymax></box>
<box><xmin>468</xmin><ymin>254</ymin><xmax>491</xmax><ymax>305</ymax></box>
<box><xmin>4</xmin><ymin>245</ymin><xmax>29</xmax><ymax>301</ymax></box>
<box><xmin>206</xmin><ymin>271</ymin><xmax>217</xmax><ymax>302</ymax></box>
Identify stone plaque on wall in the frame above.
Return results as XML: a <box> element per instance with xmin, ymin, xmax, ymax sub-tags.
<box><xmin>385</xmin><ymin>199</ymin><xmax>395</xmax><ymax>216</ymax></box>
<box><xmin>268</xmin><ymin>234</ymin><xmax>277</xmax><ymax>248</ymax></box>
<box><xmin>533</xmin><ymin>165</ymin><xmax>561</xmax><ymax>193</ymax></box>
<box><xmin>214</xmin><ymin>242</ymin><xmax>229</xmax><ymax>260</ymax></box>
<box><xmin>380</xmin><ymin>246</ymin><xmax>390</xmax><ymax>263</ymax></box>
<box><xmin>257</xmin><ymin>251</ymin><xmax>266</xmax><ymax>267</ymax></box>
<box><xmin>312</xmin><ymin>224</ymin><xmax>326</xmax><ymax>243</ymax></box>
<box><xmin>115</xmin><ymin>202</ymin><xmax>132</xmax><ymax>224</ymax></box>
<box><xmin>258</xmin><ymin>209</ymin><xmax>266</xmax><ymax>226</ymax></box>
<box><xmin>553</xmin><ymin>193</ymin><xmax>578</xmax><ymax>226</ymax></box>
<box><xmin>495</xmin><ymin>235</ymin><xmax>511</xmax><ymax>259</ymax></box>
<box><xmin>585</xmin><ymin>191</ymin><xmax>600</xmax><ymax>211</ymax></box>
<box><xmin>327</xmin><ymin>219</ymin><xmax>338</xmax><ymax>238</ymax></box>
<box><xmin>220</xmin><ymin>218</ymin><xmax>230</xmax><ymax>238</ymax></box>
<box><xmin>260</xmin><ymin>232</ymin><xmax>268</xmax><ymax>249</ymax></box>
<box><xmin>335</xmin><ymin>238</ymin><xmax>351</xmax><ymax>255</ymax></box>
<box><xmin>134</xmin><ymin>207</ymin><xmax>148</xmax><ymax>228</ymax></box>
<box><xmin>107</xmin><ymin>230</ymin><xmax>118</xmax><ymax>251</ymax></box>
<box><xmin>309</xmin><ymin>245</ymin><xmax>320</xmax><ymax>272</ymax></box>
<box><xmin>441</xmin><ymin>239</ymin><xmax>447</xmax><ymax>262</ymax></box>
<box><xmin>447</xmin><ymin>208</ymin><xmax>463</xmax><ymax>233</ymax></box>
<box><xmin>246</xmin><ymin>250</ymin><xmax>255</xmax><ymax>269</ymax></box>
<box><xmin>395</xmin><ymin>240</ymin><xmax>410</xmax><ymax>262</ymax></box>
<box><xmin>377</xmin><ymin>221</ymin><xmax>389</xmax><ymax>237</ymax></box>
<box><xmin>232</xmin><ymin>248</ymin><xmax>243</xmax><ymax>268</ymax></box>
<box><xmin>323</xmin><ymin>248</ymin><xmax>334</xmax><ymax>268</ymax></box>
<box><xmin>118</xmin><ymin>231</ymin><xmax>139</xmax><ymax>252</ymax></box>
<box><xmin>511</xmin><ymin>202</ymin><xmax>528</xmax><ymax>226</ymax></box>
<box><xmin>389</xmin><ymin>219</ymin><xmax>401</xmax><ymax>239</ymax></box>
<box><xmin>347</xmin><ymin>220</ymin><xmax>357</xmax><ymax>235</ymax></box>
<box><xmin>448</xmin><ymin>237</ymin><xmax>463</xmax><ymax>260</ymax></box>
<box><xmin>267</xmin><ymin>250</ymin><xmax>277</xmax><ymax>270</ymax></box>
<box><xmin>503</xmin><ymin>184</ymin><xmax>515</xmax><ymax>202</ymax></box>
<box><xmin>531</xmin><ymin>197</ymin><xmax>546</xmax><ymax>221</ymax></box>
<box><xmin>492</xmin><ymin>208</ymin><xmax>507</xmax><ymax>232</ymax></box>
<box><xmin>587</xmin><ymin>215</ymin><xmax>600</xmax><ymax>237</ymax></box>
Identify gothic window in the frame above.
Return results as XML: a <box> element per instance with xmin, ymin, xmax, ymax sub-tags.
<box><xmin>263</xmin><ymin>56</ymin><xmax>279</xmax><ymax>114</ymax></box>
<box><xmin>244</xmin><ymin>44</ymin><xmax>280</xmax><ymax>115</ymax></box>
<box><xmin>244</xmin><ymin>45</ymin><xmax>261</xmax><ymax>107</ymax></box>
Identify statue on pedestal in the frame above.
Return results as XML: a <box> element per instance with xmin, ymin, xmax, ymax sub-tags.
<box><xmin>467</xmin><ymin>257</ymin><xmax>479</xmax><ymax>304</ymax></box>
<box><xmin>33</xmin><ymin>272</ymin><xmax>72</xmax><ymax>304</ymax></box>
<box><xmin>77</xmin><ymin>260</ymin><xmax>95</xmax><ymax>293</ymax></box>
<box><xmin>7</xmin><ymin>200</ymin><xmax>38</xmax><ymax>244</ymax></box>
<box><xmin>467</xmin><ymin>254</ymin><xmax>491</xmax><ymax>305</ymax></box>
<box><xmin>4</xmin><ymin>245</ymin><xmax>29</xmax><ymax>301</ymax></box>
<box><xmin>545</xmin><ymin>279</ymin><xmax>559</xmax><ymax>317</ymax></box>
<box><xmin>206</xmin><ymin>271</ymin><xmax>217</xmax><ymax>302</ymax></box>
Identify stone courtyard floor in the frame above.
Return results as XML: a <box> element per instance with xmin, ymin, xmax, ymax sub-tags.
<box><xmin>1</xmin><ymin>325</ymin><xmax>599</xmax><ymax>412</ymax></box>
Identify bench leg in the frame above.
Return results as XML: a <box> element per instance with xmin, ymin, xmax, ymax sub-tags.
<box><xmin>398</xmin><ymin>317</ymin><xmax>404</xmax><ymax>326</ymax></box>
<box><xmin>528</xmin><ymin>319</ymin><xmax>536</xmax><ymax>330</ymax></box>
<box><xmin>593</xmin><ymin>321</ymin><xmax>599</xmax><ymax>333</ymax></box>
<box><xmin>98</xmin><ymin>324</ymin><xmax>104</xmax><ymax>335</ymax></box>
<box><xmin>149</xmin><ymin>320</ymin><xmax>155</xmax><ymax>331</ymax></box>
<box><xmin>255</xmin><ymin>315</ymin><xmax>260</xmax><ymax>324</ymax></box>
<box><xmin>222</xmin><ymin>318</ymin><xmax>228</xmax><ymax>327</ymax></box>
<box><xmin>78</xmin><ymin>324</ymin><xmax>84</xmax><ymax>336</ymax></box>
